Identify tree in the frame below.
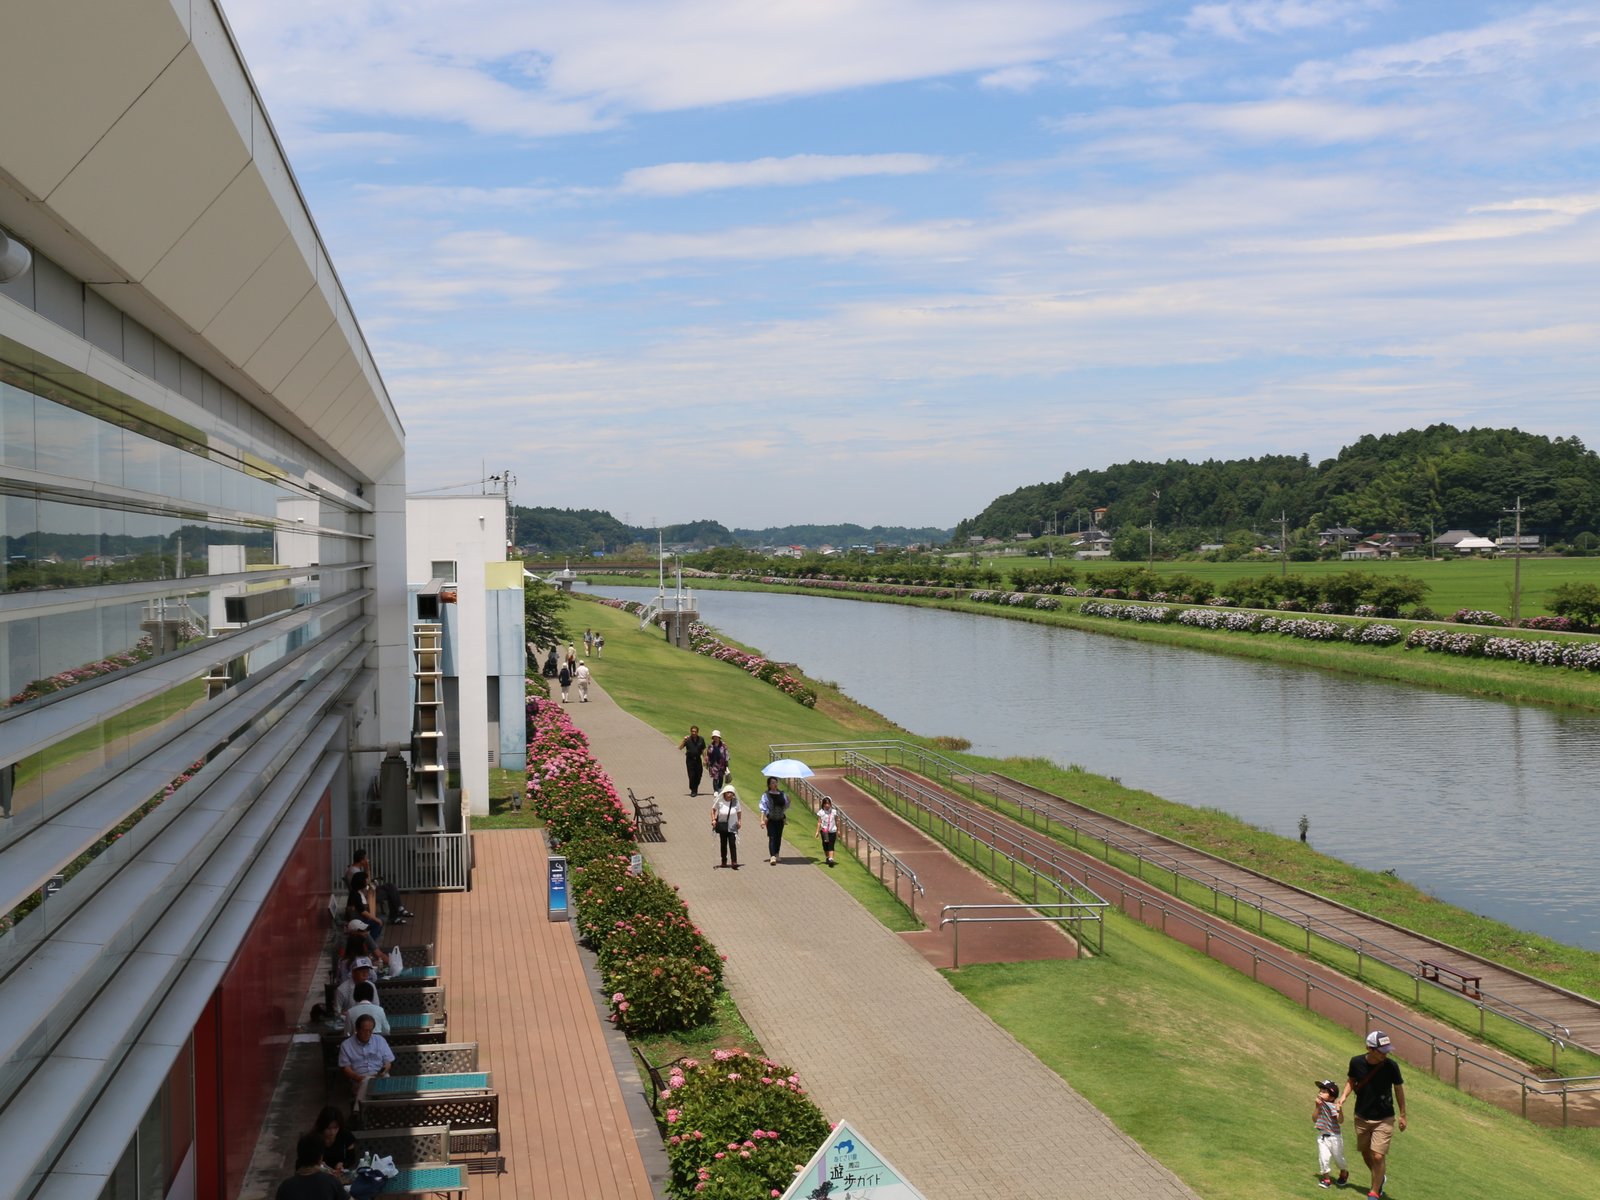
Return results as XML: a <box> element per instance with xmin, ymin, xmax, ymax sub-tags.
<box><xmin>523</xmin><ymin>579</ymin><xmax>571</xmax><ymax>651</ymax></box>
<box><xmin>1547</xmin><ymin>582</ymin><xmax>1600</xmax><ymax>629</ymax></box>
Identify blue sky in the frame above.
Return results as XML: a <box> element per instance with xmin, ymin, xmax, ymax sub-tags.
<box><xmin>223</xmin><ymin>1</ymin><xmax>1600</xmax><ymax>529</ymax></box>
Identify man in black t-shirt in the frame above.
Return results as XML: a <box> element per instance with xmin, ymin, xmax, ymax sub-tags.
<box><xmin>678</xmin><ymin>725</ymin><xmax>707</xmax><ymax>796</ymax></box>
<box><xmin>1339</xmin><ymin>1030</ymin><xmax>1408</xmax><ymax>1199</ymax></box>
<box><xmin>275</xmin><ymin>1133</ymin><xmax>346</xmax><ymax>1199</ymax></box>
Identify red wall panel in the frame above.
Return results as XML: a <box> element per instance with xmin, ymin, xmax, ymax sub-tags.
<box><xmin>195</xmin><ymin>789</ymin><xmax>333</xmax><ymax>1198</ymax></box>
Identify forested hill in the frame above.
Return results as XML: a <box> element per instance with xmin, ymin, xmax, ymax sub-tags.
<box><xmin>732</xmin><ymin>523</ymin><xmax>951</xmax><ymax>547</ymax></box>
<box><xmin>511</xmin><ymin>511</ymin><xmax>945</xmax><ymax>553</ymax></box>
<box><xmin>953</xmin><ymin>426</ymin><xmax>1600</xmax><ymax>542</ymax></box>
<box><xmin>512</xmin><ymin>508</ymin><xmax>735</xmax><ymax>553</ymax></box>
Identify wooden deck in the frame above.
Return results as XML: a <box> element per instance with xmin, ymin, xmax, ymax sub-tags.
<box><xmin>404</xmin><ymin>830</ymin><xmax>656</xmax><ymax>1200</ymax></box>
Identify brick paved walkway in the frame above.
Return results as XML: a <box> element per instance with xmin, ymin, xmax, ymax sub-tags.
<box><xmin>560</xmin><ymin>687</ymin><xmax>1199</xmax><ymax>1200</ymax></box>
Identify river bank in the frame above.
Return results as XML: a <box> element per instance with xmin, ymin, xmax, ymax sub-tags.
<box><xmin>571</xmin><ymin>596</ymin><xmax>1600</xmax><ymax>998</ymax></box>
<box><xmin>578</xmin><ymin>572</ymin><xmax>1600</xmax><ymax>712</ymax></box>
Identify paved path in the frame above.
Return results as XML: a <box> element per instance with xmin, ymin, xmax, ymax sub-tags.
<box><xmin>560</xmin><ymin>687</ymin><xmax>1199</xmax><ymax>1200</ymax></box>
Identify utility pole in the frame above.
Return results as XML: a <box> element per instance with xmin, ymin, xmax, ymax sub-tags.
<box><xmin>1504</xmin><ymin>496</ymin><xmax>1524</xmax><ymax>625</ymax></box>
<box><xmin>1148</xmin><ymin>489</ymin><xmax>1160</xmax><ymax>569</ymax></box>
<box><xmin>1280</xmin><ymin>511</ymin><xmax>1288</xmax><ymax>578</ymax></box>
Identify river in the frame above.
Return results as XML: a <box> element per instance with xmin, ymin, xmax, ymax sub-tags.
<box><xmin>586</xmin><ymin>583</ymin><xmax>1600</xmax><ymax>951</ymax></box>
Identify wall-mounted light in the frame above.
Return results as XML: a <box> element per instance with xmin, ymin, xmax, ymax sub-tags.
<box><xmin>0</xmin><ymin>230</ymin><xmax>32</xmax><ymax>283</ymax></box>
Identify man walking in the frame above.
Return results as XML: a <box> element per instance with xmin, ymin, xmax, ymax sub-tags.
<box><xmin>575</xmin><ymin>659</ymin><xmax>592</xmax><ymax>702</ymax></box>
<box><xmin>1339</xmin><ymin>1030</ymin><xmax>1407</xmax><ymax>1199</ymax></box>
<box><xmin>678</xmin><ymin>725</ymin><xmax>707</xmax><ymax>796</ymax></box>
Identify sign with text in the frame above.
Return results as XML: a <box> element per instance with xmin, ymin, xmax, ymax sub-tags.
<box><xmin>547</xmin><ymin>854</ymin><xmax>570</xmax><ymax>922</ymax></box>
<box><xmin>779</xmin><ymin>1119</ymin><xmax>926</xmax><ymax>1200</ymax></box>
<box><xmin>629</xmin><ymin>853</ymin><xmax>643</xmax><ymax>876</ymax></box>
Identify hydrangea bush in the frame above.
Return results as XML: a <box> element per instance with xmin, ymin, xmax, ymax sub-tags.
<box><xmin>606</xmin><ymin>955</ymin><xmax>718</xmax><ymax>1033</ymax></box>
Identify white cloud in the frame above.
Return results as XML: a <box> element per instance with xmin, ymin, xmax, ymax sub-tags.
<box><xmin>1289</xmin><ymin>5</ymin><xmax>1600</xmax><ymax>89</ymax></box>
<box><xmin>979</xmin><ymin>64</ymin><xmax>1049</xmax><ymax>92</ymax></box>
<box><xmin>225</xmin><ymin>0</ymin><xmax>1127</xmax><ymax>139</ymax></box>
<box><xmin>1060</xmin><ymin>97</ymin><xmax>1432</xmax><ymax>147</ymax></box>
<box><xmin>1186</xmin><ymin>1</ymin><xmax>1388</xmax><ymax>41</ymax></box>
<box><xmin>621</xmin><ymin>153</ymin><xmax>943</xmax><ymax>197</ymax></box>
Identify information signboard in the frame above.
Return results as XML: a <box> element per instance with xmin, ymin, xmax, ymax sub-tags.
<box><xmin>547</xmin><ymin>854</ymin><xmax>570</xmax><ymax>922</ymax></box>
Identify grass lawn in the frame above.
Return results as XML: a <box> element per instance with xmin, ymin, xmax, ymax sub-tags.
<box><xmin>470</xmin><ymin>765</ymin><xmax>544</xmax><ymax>831</ymax></box>
<box><xmin>946</xmin><ymin>913</ymin><xmax>1600</xmax><ymax>1200</ymax></box>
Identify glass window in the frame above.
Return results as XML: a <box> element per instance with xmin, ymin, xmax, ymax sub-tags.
<box><xmin>1</xmin><ymin>382</ymin><xmax>36</xmax><ymax>470</ymax></box>
<box><xmin>32</xmin><ymin>394</ymin><xmax>99</xmax><ymax>478</ymax></box>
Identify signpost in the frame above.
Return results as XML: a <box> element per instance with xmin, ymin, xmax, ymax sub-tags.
<box><xmin>779</xmin><ymin>1119</ymin><xmax>926</xmax><ymax>1200</ymax></box>
<box><xmin>547</xmin><ymin>854</ymin><xmax>569</xmax><ymax>922</ymax></box>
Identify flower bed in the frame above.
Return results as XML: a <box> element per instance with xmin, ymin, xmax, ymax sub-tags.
<box><xmin>685</xmin><ymin>623</ymin><xmax>817</xmax><ymax>707</ymax></box>
<box><xmin>524</xmin><ymin>695</ymin><xmax>831</xmax><ymax>1197</ymax></box>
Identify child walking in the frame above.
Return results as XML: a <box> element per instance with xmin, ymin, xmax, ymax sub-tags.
<box><xmin>1313</xmin><ymin>1079</ymin><xmax>1349</xmax><ymax>1188</ymax></box>
<box><xmin>816</xmin><ymin>796</ymin><xmax>840</xmax><ymax>867</ymax></box>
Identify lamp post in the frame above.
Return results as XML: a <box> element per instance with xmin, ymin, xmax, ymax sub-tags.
<box><xmin>1280</xmin><ymin>511</ymin><xmax>1289</xmax><ymax>578</ymax></box>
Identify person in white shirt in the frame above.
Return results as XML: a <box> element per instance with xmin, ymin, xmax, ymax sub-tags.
<box><xmin>575</xmin><ymin>659</ymin><xmax>592</xmax><ymax>702</ymax></box>
<box><xmin>334</xmin><ymin>959</ymin><xmax>379</xmax><ymax>1015</ymax></box>
<box><xmin>711</xmin><ymin>784</ymin><xmax>741</xmax><ymax>869</ymax></box>
<box><xmin>344</xmin><ymin>981</ymin><xmax>390</xmax><ymax>1036</ymax></box>
<box><xmin>816</xmin><ymin>795</ymin><xmax>840</xmax><ymax>868</ymax></box>
<box><xmin>338</xmin><ymin>1014</ymin><xmax>394</xmax><ymax>1103</ymax></box>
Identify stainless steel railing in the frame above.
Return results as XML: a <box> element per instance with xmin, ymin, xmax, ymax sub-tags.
<box><xmin>939</xmin><ymin>903</ymin><xmax>1108</xmax><ymax>970</ymax></box>
<box><xmin>337</xmin><ymin>833</ymin><xmax>472</xmax><ymax>892</ymax></box>
<box><xmin>787</xmin><ymin>775</ymin><xmax>924</xmax><ymax>917</ymax></box>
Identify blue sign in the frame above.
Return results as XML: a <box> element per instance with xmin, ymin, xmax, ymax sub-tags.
<box><xmin>547</xmin><ymin>854</ymin><xmax>570</xmax><ymax>922</ymax></box>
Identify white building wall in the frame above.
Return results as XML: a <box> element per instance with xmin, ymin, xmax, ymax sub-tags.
<box><xmin>406</xmin><ymin>495</ymin><xmax>507</xmax><ymax>815</ymax></box>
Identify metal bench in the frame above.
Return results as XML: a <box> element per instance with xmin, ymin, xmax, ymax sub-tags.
<box><xmin>350</xmin><ymin>1126</ymin><xmax>467</xmax><ymax>1199</ymax></box>
<box><xmin>323</xmin><ymin>1015</ymin><xmax>447</xmax><ymax>1067</ymax></box>
<box><xmin>391</xmin><ymin>1042</ymin><xmax>479</xmax><ymax>1077</ymax></box>
<box><xmin>383</xmin><ymin>964</ymin><xmax>443</xmax><ymax>987</ymax></box>
<box><xmin>359</xmin><ymin>1091</ymin><xmax>501</xmax><ymax>1157</ymax></box>
<box><xmin>386</xmin><ymin>984</ymin><xmax>448</xmax><ymax>1018</ymax></box>
<box><xmin>367</xmin><ymin>1072</ymin><xmax>492</xmax><ymax>1099</ymax></box>
<box><xmin>627</xmin><ymin>787</ymin><xmax>666</xmax><ymax>842</ymax></box>
<box><xmin>632</xmin><ymin>1046</ymin><xmax>689</xmax><ymax>1115</ymax></box>
<box><xmin>1421</xmin><ymin>958</ymin><xmax>1482</xmax><ymax>999</ymax></box>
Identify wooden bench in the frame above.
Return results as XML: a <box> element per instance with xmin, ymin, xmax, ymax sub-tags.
<box><xmin>632</xmin><ymin>1046</ymin><xmax>689</xmax><ymax>1115</ymax></box>
<box><xmin>350</xmin><ymin>1126</ymin><xmax>467</xmax><ymax>1199</ymax></box>
<box><xmin>627</xmin><ymin>787</ymin><xmax>666</xmax><ymax>842</ymax></box>
<box><xmin>359</xmin><ymin>1091</ymin><xmax>501</xmax><ymax>1157</ymax></box>
<box><xmin>1420</xmin><ymin>959</ymin><xmax>1482</xmax><ymax>999</ymax></box>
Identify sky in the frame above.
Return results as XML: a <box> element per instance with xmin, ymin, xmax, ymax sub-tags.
<box><xmin>221</xmin><ymin>1</ymin><xmax>1600</xmax><ymax>530</ymax></box>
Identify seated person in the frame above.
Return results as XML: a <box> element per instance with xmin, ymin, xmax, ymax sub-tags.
<box><xmin>344</xmin><ymin>891</ymin><xmax>383</xmax><ymax>945</ymax></box>
<box><xmin>344</xmin><ymin>980</ymin><xmax>390</xmax><ymax>1036</ymax></box>
<box><xmin>334</xmin><ymin>959</ymin><xmax>380</xmax><ymax>1016</ymax></box>
<box><xmin>336</xmin><ymin>927</ymin><xmax>380</xmax><ymax>982</ymax></box>
<box><xmin>338</xmin><ymin>1013</ymin><xmax>394</xmax><ymax>1103</ymax></box>
<box><xmin>311</xmin><ymin>1106</ymin><xmax>358</xmax><ymax>1178</ymax></box>
<box><xmin>276</xmin><ymin>1132</ymin><xmax>346</xmax><ymax>1199</ymax></box>
<box><xmin>350</xmin><ymin>864</ymin><xmax>412</xmax><ymax>928</ymax></box>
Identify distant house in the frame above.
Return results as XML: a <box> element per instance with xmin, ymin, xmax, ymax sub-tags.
<box><xmin>1341</xmin><ymin>542</ymin><xmax>1384</xmax><ymax>560</ymax></box>
<box><xmin>1317</xmin><ymin>526</ymin><xmax>1363</xmax><ymax>548</ymax></box>
<box><xmin>1014</xmin><ymin>532</ymin><xmax>1033</xmax><ymax>541</ymax></box>
<box><xmin>1072</xmin><ymin>526</ymin><xmax>1114</xmax><ymax>553</ymax></box>
<box><xmin>772</xmin><ymin>546</ymin><xmax>803</xmax><ymax>559</ymax></box>
<box><xmin>1496</xmin><ymin>535</ymin><xmax>1541</xmax><ymax>552</ymax></box>
<box><xmin>1433</xmin><ymin>529</ymin><xmax>1476</xmax><ymax>550</ymax></box>
<box><xmin>1453</xmin><ymin>536</ymin><xmax>1498</xmax><ymax>553</ymax></box>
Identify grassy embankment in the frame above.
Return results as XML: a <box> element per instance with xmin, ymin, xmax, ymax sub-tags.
<box><xmin>575</xmin><ymin>600</ymin><xmax>1600</xmax><ymax>1200</ymax></box>
<box><xmin>580</xmin><ymin>571</ymin><xmax>1600</xmax><ymax>711</ymax></box>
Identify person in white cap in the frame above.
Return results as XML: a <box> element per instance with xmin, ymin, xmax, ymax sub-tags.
<box><xmin>334</xmin><ymin>958</ymin><xmax>380</xmax><ymax>1016</ymax></box>
<box><xmin>575</xmin><ymin>659</ymin><xmax>592</xmax><ymax>702</ymax></box>
<box><xmin>705</xmin><ymin>730</ymin><xmax>730</xmax><ymax>793</ymax></box>
<box><xmin>1339</xmin><ymin>1030</ymin><xmax>1406</xmax><ymax>1199</ymax></box>
<box><xmin>710</xmin><ymin>783</ymin><xmax>741</xmax><ymax>869</ymax></box>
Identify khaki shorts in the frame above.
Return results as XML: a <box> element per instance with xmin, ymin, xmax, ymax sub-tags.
<box><xmin>1355</xmin><ymin>1117</ymin><xmax>1394</xmax><ymax>1158</ymax></box>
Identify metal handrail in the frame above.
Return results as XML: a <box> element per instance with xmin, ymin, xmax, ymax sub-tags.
<box><xmin>939</xmin><ymin>903</ymin><xmax>1108</xmax><ymax>970</ymax></box>
<box><xmin>772</xmin><ymin>739</ymin><xmax>1575</xmax><ymax>1054</ymax></box>
<box><xmin>841</xmin><ymin>754</ymin><xmax>1108</xmax><ymax>955</ymax></box>
<box><xmin>787</xmin><ymin>776</ymin><xmax>924</xmax><ymax>917</ymax></box>
<box><xmin>853</xmin><ymin>761</ymin><xmax>1600</xmax><ymax>1125</ymax></box>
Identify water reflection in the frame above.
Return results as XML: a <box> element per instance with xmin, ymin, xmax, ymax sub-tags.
<box><xmin>591</xmin><ymin>583</ymin><xmax>1600</xmax><ymax>950</ymax></box>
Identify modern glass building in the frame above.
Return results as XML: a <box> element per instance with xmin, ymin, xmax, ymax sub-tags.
<box><xmin>0</xmin><ymin>3</ymin><xmax>410</xmax><ymax>1196</ymax></box>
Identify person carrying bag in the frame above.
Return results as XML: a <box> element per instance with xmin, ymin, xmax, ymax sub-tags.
<box><xmin>711</xmin><ymin>784</ymin><xmax>741</xmax><ymax>869</ymax></box>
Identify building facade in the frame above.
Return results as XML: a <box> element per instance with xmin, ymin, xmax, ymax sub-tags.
<box><xmin>0</xmin><ymin>4</ymin><xmax>408</xmax><ymax>1197</ymax></box>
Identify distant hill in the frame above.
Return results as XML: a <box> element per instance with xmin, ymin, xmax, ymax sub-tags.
<box><xmin>732</xmin><ymin>523</ymin><xmax>951</xmax><ymax>547</ymax></box>
<box><xmin>953</xmin><ymin>426</ymin><xmax>1600</xmax><ymax>544</ymax></box>
<box><xmin>512</xmin><ymin>507</ymin><xmax>735</xmax><ymax>553</ymax></box>
<box><xmin>510</xmin><ymin>510</ymin><xmax>947</xmax><ymax>554</ymax></box>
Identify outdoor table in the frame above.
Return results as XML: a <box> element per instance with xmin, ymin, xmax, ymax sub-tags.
<box><xmin>385</xmin><ymin>1164</ymin><xmax>468</xmax><ymax>1199</ymax></box>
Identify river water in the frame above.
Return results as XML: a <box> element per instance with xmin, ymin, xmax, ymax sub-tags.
<box><xmin>587</xmin><ymin>583</ymin><xmax>1600</xmax><ymax>950</ymax></box>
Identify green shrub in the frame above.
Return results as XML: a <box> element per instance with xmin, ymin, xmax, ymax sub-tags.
<box><xmin>598</xmin><ymin>911</ymin><xmax>725</xmax><ymax>986</ymax></box>
<box><xmin>559</xmin><ymin>831</ymin><xmax>637</xmax><ymax>871</ymax></box>
<box><xmin>660</xmin><ymin>1050</ymin><xmax>830</xmax><ymax>1198</ymax></box>
<box><xmin>606</xmin><ymin>954</ymin><xmax>717</xmax><ymax>1033</ymax></box>
<box><xmin>575</xmin><ymin>869</ymin><xmax>686</xmax><ymax>942</ymax></box>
